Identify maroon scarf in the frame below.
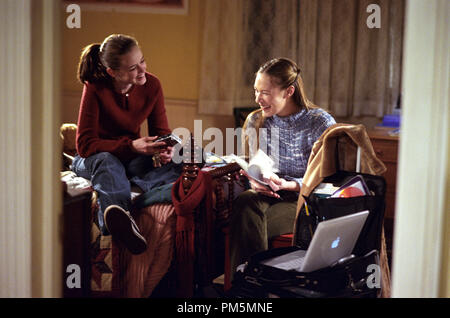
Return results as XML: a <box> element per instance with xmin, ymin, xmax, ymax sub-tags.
<box><xmin>171</xmin><ymin>170</ymin><xmax>213</xmax><ymax>297</ymax></box>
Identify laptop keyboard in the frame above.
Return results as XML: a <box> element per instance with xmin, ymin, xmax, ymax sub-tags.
<box><xmin>280</xmin><ymin>257</ymin><xmax>304</xmax><ymax>270</ymax></box>
<box><xmin>261</xmin><ymin>250</ymin><xmax>306</xmax><ymax>271</ymax></box>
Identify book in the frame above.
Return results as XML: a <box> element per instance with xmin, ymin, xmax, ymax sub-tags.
<box><xmin>234</xmin><ymin>149</ymin><xmax>276</xmax><ymax>188</ymax></box>
<box><xmin>312</xmin><ymin>183</ymin><xmax>340</xmax><ymax>198</ymax></box>
<box><xmin>330</xmin><ymin>175</ymin><xmax>371</xmax><ymax>198</ymax></box>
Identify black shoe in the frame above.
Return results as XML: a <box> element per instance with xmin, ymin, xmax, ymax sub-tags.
<box><xmin>104</xmin><ymin>205</ymin><xmax>148</xmax><ymax>254</ymax></box>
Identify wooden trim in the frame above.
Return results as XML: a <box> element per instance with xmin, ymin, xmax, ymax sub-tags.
<box><xmin>31</xmin><ymin>0</ymin><xmax>62</xmax><ymax>297</ymax></box>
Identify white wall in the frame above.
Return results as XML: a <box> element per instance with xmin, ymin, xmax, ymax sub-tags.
<box><xmin>0</xmin><ymin>0</ymin><xmax>32</xmax><ymax>298</ymax></box>
<box><xmin>391</xmin><ymin>0</ymin><xmax>449</xmax><ymax>297</ymax></box>
<box><xmin>0</xmin><ymin>0</ymin><xmax>62</xmax><ymax>297</ymax></box>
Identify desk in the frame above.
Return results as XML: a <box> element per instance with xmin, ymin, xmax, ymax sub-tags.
<box><xmin>368</xmin><ymin>127</ymin><xmax>399</xmax><ymax>265</ymax></box>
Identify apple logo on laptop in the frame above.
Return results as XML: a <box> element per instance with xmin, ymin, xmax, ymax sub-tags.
<box><xmin>331</xmin><ymin>237</ymin><xmax>340</xmax><ymax>249</ymax></box>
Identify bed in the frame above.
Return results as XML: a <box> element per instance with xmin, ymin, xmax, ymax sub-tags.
<box><xmin>60</xmin><ymin>123</ymin><xmax>244</xmax><ymax>297</ymax></box>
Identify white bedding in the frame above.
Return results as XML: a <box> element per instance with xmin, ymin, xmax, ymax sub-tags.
<box><xmin>61</xmin><ymin>171</ymin><xmax>142</xmax><ymax>199</ymax></box>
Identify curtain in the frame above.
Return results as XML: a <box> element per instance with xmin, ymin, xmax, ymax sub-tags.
<box><xmin>197</xmin><ymin>0</ymin><xmax>245</xmax><ymax>116</ymax></box>
<box><xmin>299</xmin><ymin>0</ymin><xmax>404</xmax><ymax>117</ymax></box>
<box><xmin>198</xmin><ymin>0</ymin><xmax>404</xmax><ymax>119</ymax></box>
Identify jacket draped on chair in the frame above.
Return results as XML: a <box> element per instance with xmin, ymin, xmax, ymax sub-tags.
<box><xmin>294</xmin><ymin>123</ymin><xmax>391</xmax><ymax>298</ymax></box>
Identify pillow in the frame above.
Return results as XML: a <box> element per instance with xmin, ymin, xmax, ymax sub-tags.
<box><xmin>60</xmin><ymin>123</ymin><xmax>77</xmax><ymax>157</ymax></box>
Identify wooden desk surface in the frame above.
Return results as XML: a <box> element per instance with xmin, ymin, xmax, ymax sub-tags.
<box><xmin>368</xmin><ymin>127</ymin><xmax>400</xmax><ymax>141</ymax></box>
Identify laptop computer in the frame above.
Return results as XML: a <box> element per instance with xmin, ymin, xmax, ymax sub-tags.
<box><xmin>261</xmin><ymin>210</ymin><xmax>369</xmax><ymax>272</ymax></box>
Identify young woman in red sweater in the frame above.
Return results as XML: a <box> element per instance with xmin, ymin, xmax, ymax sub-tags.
<box><xmin>72</xmin><ymin>34</ymin><xmax>180</xmax><ymax>254</ymax></box>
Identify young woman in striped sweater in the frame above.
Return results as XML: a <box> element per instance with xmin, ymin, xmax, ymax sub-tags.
<box><xmin>229</xmin><ymin>58</ymin><xmax>336</xmax><ymax>277</ymax></box>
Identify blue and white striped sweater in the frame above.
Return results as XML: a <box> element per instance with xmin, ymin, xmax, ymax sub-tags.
<box><xmin>244</xmin><ymin>108</ymin><xmax>336</xmax><ymax>188</ymax></box>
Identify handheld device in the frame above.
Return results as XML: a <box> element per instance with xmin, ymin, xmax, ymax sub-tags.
<box><xmin>155</xmin><ymin>134</ymin><xmax>182</xmax><ymax>147</ymax></box>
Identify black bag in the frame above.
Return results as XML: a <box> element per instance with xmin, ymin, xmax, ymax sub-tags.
<box><xmin>230</xmin><ymin>248</ymin><xmax>380</xmax><ymax>298</ymax></box>
<box><xmin>229</xmin><ymin>171</ymin><xmax>386</xmax><ymax>298</ymax></box>
<box><xmin>296</xmin><ymin>171</ymin><xmax>386</xmax><ymax>255</ymax></box>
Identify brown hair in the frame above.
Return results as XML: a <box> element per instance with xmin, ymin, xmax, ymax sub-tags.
<box><xmin>77</xmin><ymin>34</ymin><xmax>139</xmax><ymax>84</ymax></box>
<box><xmin>258</xmin><ymin>57</ymin><xmax>317</xmax><ymax>110</ymax></box>
<box><xmin>242</xmin><ymin>58</ymin><xmax>318</xmax><ymax>158</ymax></box>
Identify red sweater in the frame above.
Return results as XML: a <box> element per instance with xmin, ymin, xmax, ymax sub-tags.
<box><xmin>76</xmin><ymin>72</ymin><xmax>171</xmax><ymax>162</ymax></box>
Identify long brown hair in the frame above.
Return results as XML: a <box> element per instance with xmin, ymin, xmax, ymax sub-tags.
<box><xmin>77</xmin><ymin>34</ymin><xmax>139</xmax><ymax>84</ymax></box>
<box><xmin>258</xmin><ymin>57</ymin><xmax>317</xmax><ymax>110</ymax></box>
<box><xmin>242</xmin><ymin>57</ymin><xmax>318</xmax><ymax>158</ymax></box>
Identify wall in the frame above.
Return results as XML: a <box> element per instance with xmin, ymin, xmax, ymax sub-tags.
<box><xmin>61</xmin><ymin>1</ymin><xmax>387</xmax><ymax>144</ymax></box>
<box><xmin>391</xmin><ymin>0</ymin><xmax>449</xmax><ymax>297</ymax></box>
<box><xmin>0</xmin><ymin>0</ymin><xmax>32</xmax><ymax>297</ymax></box>
<box><xmin>61</xmin><ymin>0</ymin><xmax>234</xmax><ymax>139</ymax></box>
<box><xmin>442</xmin><ymin>134</ymin><xmax>450</xmax><ymax>297</ymax></box>
<box><xmin>0</xmin><ymin>0</ymin><xmax>62</xmax><ymax>298</ymax></box>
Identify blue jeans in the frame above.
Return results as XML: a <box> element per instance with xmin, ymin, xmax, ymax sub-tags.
<box><xmin>72</xmin><ymin>152</ymin><xmax>182</xmax><ymax>234</ymax></box>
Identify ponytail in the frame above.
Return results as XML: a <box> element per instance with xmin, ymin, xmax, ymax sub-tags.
<box><xmin>258</xmin><ymin>57</ymin><xmax>318</xmax><ymax>111</ymax></box>
<box><xmin>77</xmin><ymin>43</ymin><xmax>110</xmax><ymax>84</ymax></box>
<box><xmin>77</xmin><ymin>35</ymin><xmax>139</xmax><ymax>85</ymax></box>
